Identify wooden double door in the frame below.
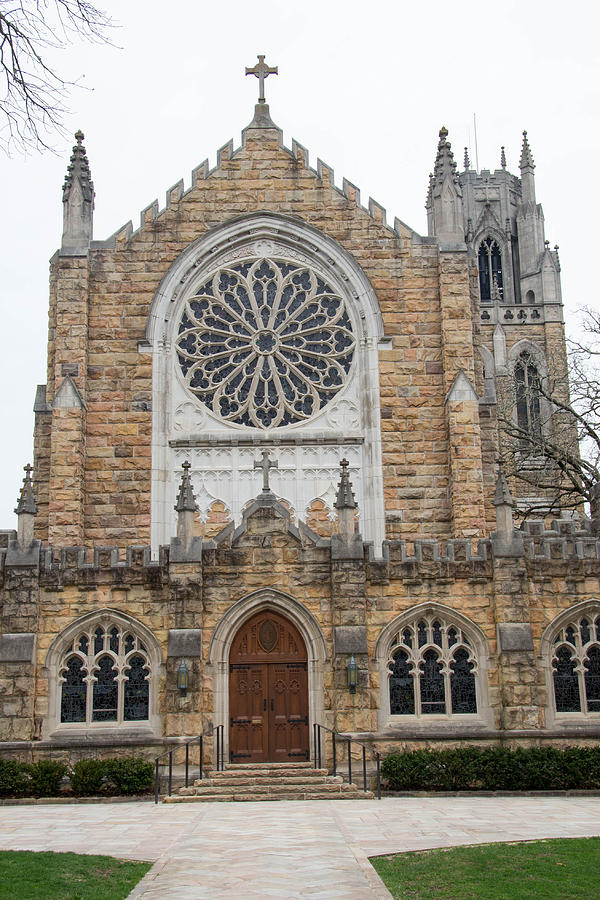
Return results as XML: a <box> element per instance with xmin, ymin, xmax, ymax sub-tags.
<box><xmin>229</xmin><ymin>611</ymin><xmax>309</xmax><ymax>763</ymax></box>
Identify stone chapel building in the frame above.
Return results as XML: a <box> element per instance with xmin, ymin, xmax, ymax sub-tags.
<box><xmin>1</xmin><ymin>66</ymin><xmax>599</xmax><ymax>768</ymax></box>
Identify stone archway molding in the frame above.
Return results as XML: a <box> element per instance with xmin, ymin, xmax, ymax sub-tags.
<box><xmin>43</xmin><ymin>607</ymin><xmax>164</xmax><ymax>740</ymax></box>
<box><xmin>372</xmin><ymin>601</ymin><xmax>494</xmax><ymax>731</ymax></box>
<box><xmin>207</xmin><ymin>588</ymin><xmax>328</xmax><ymax>762</ymax></box>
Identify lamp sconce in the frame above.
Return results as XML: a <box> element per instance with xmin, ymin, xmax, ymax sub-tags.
<box><xmin>347</xmin><ymin>655</ymin><xmax>358</xmax><ymax>694</ymax></box>
<box><xmin>176</xmin><ymin>658</ymin><xmax>190</xmax><ymax>696</ymax></box>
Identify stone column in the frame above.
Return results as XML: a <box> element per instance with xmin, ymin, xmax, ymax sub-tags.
<box><xmin>330</xmin><ymin>462</ymin><xmax>374</xmax><ymax>733</ymax></box>
<box><xmin>490</xmin><ymin>469</ymin><xmax>541</xmax><ymax>730</ymax></box>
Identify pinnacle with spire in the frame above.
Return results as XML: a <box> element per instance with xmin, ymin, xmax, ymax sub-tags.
<box><xmin>15</xmin><ymin>464</ymin><xmax>37</xmax><ymax>516</ymax></box>
<box><xmin>61</xmin><ymin>130</ymin><xmax>95</xmax><ymax>254</ymax></box>
<box><xmin>519</xmin><ymin>130</ymin><xmax>535</xmax><ymax>170</ymax></box>
<box><xmin>426</xmin><ymin>126</ymin><xmax>463</xmax><ymax>242</ymax></box>
<box><xmin>432</xmin><ymin>126</ymin><xmax>460</xmax><ymax>186</ymax></box>
<box><xmin>174</xmin><ymin>461</ymin><xmax>197</xmax><ymax>513</ymax></box>
<box><xmin>63</xmin><ymin>130</ymin><xmax>94</xmax><ymax>204</ymax></box>
<box><xmin>463</xmin><ymin>147</ymin><xmax>470</xmax><ymax>169</ymax></box>
<box><xmin>335</xmin><ymin>459</ymin><xmax>357</xmax><ymax>510</ymax></box>
<box><xmin>500</xmin><ymin>146</ymin><xmax>506</xmax><ymax>169</ymax></box>
<box><xmin>494</xmin><ymin>466</ymin><xmax>513</xmax><ymax>508</ymax></box>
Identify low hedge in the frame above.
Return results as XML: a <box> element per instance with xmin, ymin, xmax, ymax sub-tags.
<box><xmin>71</xmin><ymin>758</ymin><xmax>154</xmax><ymax>796</ymax></box>
<box><xmin>0</xmin><ymin>756</ymin><xmax>154</xmax><ymax>798</ymax></box>
<box><xmin>381</xmin><ymin>746</ymin><xmax>600</xmax><ymax>792</ymax></box>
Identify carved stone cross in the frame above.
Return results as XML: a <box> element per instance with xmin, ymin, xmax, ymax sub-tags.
<box><xmin>245</xmin><ymin>55</ymin><xmax>278</xmax><ymax>104</ymax></box>
<box><xmin>254</xmin><ymin>449</ymin><xmax>278</xmax><ymax>492</ymax></box>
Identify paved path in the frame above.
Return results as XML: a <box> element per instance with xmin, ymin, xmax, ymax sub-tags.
<box><xmin>0</xmin><ymin>796</ymin><xmax>598</xmax><ymax>898</ymax></box>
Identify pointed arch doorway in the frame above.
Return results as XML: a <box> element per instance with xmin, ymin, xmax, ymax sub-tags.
<box><xmin>229</xmin><ymin>610</ymin><xmax>309</xmax><ymax>763</ymax></box>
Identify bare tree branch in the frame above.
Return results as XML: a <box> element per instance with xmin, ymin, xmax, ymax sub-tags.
<box><xmin>0</xmin><ymin>0</ymin><xmax>113</xmax><ymax>153</ymax></box>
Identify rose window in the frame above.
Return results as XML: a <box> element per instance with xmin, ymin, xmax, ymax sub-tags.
<box><xmin>175</xmin><ymin>258</ymin><xmax>355</xmax><ymax>428</ymax></box>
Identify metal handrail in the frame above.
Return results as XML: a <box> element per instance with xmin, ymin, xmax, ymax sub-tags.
<box><xmin>313</xmin><ymin>723</ymin><xmax>381</xmax><ymax>799</ymax></box>
<box><xmin>153</xmin><ymin>724</ymin><xmax>225</xmax><ymax>803</ymax></box>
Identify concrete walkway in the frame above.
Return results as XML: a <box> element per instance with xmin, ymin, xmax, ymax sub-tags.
<box><xmin>0</xmin><ymin>796</ymin><xmax>598</xmax><ymax>898</ymax></box>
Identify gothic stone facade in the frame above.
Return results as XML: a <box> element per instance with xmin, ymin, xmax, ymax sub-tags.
<box><xmin>0</xmin><ymin>103</ymin><xmax>598</xmax><ymax>767</ymax></box>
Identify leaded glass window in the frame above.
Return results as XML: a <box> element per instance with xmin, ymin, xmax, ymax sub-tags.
<box><xmin>175</xmin><ymin>258</ymin><xmax>355</xmax><ymax>429</ymax></box>
<box><xmin>389</xmin><ymin>650</ymin><xmax>415</xmax><ymax>715</ymax></box>
<box><xmin>553</xmin><ymin>647</ymin><xmax>580</xmax><ymax>712</ymax></box>
<box><xmin>387</xmin><ymin>613</ymin><xmax>478</xmax><ymax>718</ymax></box>
<box><xmin>60</xmin><ymin>656</ymin><xmax>86</xmax><ymax>723</ymax></box>
<box><xmin>59</xmin><ymin>623</ymin><xmax>150</xmax><ymax>726</ymax></box>
<box><xmin>124</xmin><ymin>655</ymin><xmax>150</xmax><ymax>721</ymax></box>
<box><xmin>92</xmin><ymin>656</ymin><xmax>118</xmax><ymax>722</ymax></box>
<box><xmin>551</xmin><ymin>613</ymin><xmax>600</xmax><ymax>715</ymax></box>
<box><xmin>450</xmin><ymin>648</ymin><xmax>477</xmax><ymax>714</ymax></box>
<box><xmin>420</xmin><ymin>650</ymin><xmax>445</xmax><ymax>714</ymax></box>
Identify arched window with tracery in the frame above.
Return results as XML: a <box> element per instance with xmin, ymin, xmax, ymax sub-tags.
<box><xmin>59</xmin><ymin>622</ymin><xmax>151</xmax><ymax>725</ymax></box>
<box><xmin>551</xmin><ymin>612</ymin><xmax>600</xmax><ymax>715</ymax></box>
<box><xmin>514</xmin><ymin>352</ymin><xmax>542</xmax><ymax>440</ymax></box>
<box><xmin>478</xmin><ymin>237</ymin><xmax>503</xmax><ymax>302</ymax></box>
<box><xmin>387</xmin><ymin>614</ymin><xmax>479</xmax><ymax>717</ymax></box>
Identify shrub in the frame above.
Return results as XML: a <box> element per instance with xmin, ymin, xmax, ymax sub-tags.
<box><xmin>28</xmin><ymin>760</ymin><xmax>68</xmax><ymax>797</ymax></box>
<box><xmin>381</xmin><ymin>746</ymin><xmax>600</xmax><ymax>792</ymax></box>
<box><xmin>0</xmin><ymin>759</ymin><xmax>29</xmax><ymax>797</ymax></box>
<box><xmin>70</xmin><ymin>758</ymin><xmax>107</xmax><ymax>797</ymax></box>
<box><xmin>104</xmin><ymin>758</ymin><xmax>154</xmax><ymax>795</ymax></box>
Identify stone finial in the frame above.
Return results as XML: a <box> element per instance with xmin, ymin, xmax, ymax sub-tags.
<box><xmin>500</xmin><ymin>146</ymin><xmax>507</xmax><ymax>169</ymax></box>
<box><xmin>426</xmin><ymin>126</ymin><xmax>464</xmax><ymax>242</ymax></box>
<box><xmin>173</xmin><ymin>461</ymin><xmax>198</xmax><ymax>553</ymax></box>
<box><xmin>463</xmin><ymin>147</ymin><xmax>470</xmax><ymax>169</ymax></box>
<box><xmin>14</xmin><ymin>464</ymin><xmax>37</xmax><ymax>548</ymax></box>
<box><xmin>61</xmin><ymin>129</ymin><xmax>95</xmax><ymax>254</ymax></box>
<box><xmin>335</xmin><ymin>459</ymin><xmax>357</xmax><ymax>510</ymax></box>
<box><xmin>175</xmin><ymin>461</ymin><xmax>197</xmax><ymax>513</ymax></box>
<box><xmin>519</xmin><ymin>130</ymin><xmax>535</xmax><ymax>170</ymax></box>
<box><xmin>15</xmin><ymin>464</ymin><xmax>37</xmax><ymax>516</ymax></box>
<box><xmin>494</xmin><ymin>467</ymin><xmax>513</xmax><ymax>508</ymax></box>
<box><xmin>335</xmin><ymin>459</ymin><xmax>357</xmax><ymax>544</ymax></box>
<box><xmin>493</xmin><ymin>466</ymin><xmax>514</xmax><ymax>536</ymax></box>
<box><xmin>432</xmin><ymin>126</ymin><xmax>460</xmax><ymax>185</ymax></box>
<box><xmin>553</xmin><ymin>245</ymin><xmax>561</xmax><ymax>271</ymax></box>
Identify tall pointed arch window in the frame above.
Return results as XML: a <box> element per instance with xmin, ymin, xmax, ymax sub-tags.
<box><xmin>478</xmin><ymin>237</ymin><xmax>503</xmax><ymax>301</ymax></box>
<box><xmin>551</xmin><ymin>612</ymin><xmax>600</xmax><ymax>715</ymax></box>
<box><xmin>514</xmin><ymin>352</ymin><xmax>542</xmax><ymax>441</ymax></box>
<box><xmin>387</xmin><ymin>614</ymin><xmax>478</xmax><ymax>717</ymax></box>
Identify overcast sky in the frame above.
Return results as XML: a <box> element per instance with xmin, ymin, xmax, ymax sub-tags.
<box><xmin>0</xmin><ymin>0</ymin><xmax>597</xmax><ymax>529</ymax></box>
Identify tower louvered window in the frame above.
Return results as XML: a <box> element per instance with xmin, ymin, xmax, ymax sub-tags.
<box><xmin>515</xmin><ymin>353</ymin><xmax>542</xmax><ymax>441</ymax></box>
<box><xmin>388</xmin><ymin>615</ymin><xmax>478</xmax><ymax>717</ymax></box>
<box><xmin>478</xmin><ymin>237</ymin><xmax>503</xmax><ymax>301</ymax></box>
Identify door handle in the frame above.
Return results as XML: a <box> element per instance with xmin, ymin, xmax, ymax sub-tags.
<box><xmin>270</xmin><ymin>698</ymin><xmax>274</xmax><ymax>711</ymax></box>
<box><xmin>263</xmin><ymin>699</ymin><xmax>267</xmax><ymax>711</ymax></box>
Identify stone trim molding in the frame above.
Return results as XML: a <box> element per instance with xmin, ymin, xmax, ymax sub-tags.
<box><xmin>43</xmin><ymin>608</ymin><xmax>164</xmax><ymax>740</ymax></box>
<box><xmin>206</xmin><ymin>588</ymin><xmax>328</xmax><ymax>762</ymax></box>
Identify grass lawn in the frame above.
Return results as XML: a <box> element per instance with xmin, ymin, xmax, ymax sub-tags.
<box><xmin>0</xmin><ymin>850</ymin><xmax>152</xmax><ymax>899</ymax></box>
<box><xmin>370</xmin><ymin>837</ymin><xmax>600</xmax><ymax>900</ymax></box>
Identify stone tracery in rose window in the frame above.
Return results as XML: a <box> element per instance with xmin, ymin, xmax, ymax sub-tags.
<box><xmin>175</xmin><ymin>258</ymin><xmax>355</xmax><ymax>428</ymax></box>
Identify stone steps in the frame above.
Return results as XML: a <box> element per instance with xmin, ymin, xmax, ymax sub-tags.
<box><xmin>163</xmin><ymin>762</ymin><xmax>373</xmax><ymax>803</ymax></box>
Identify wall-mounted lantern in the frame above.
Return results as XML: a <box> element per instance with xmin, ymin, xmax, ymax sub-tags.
<box><xmin>176</xmin><ymin>658</ymin><xmax>190</xmax><ymax>696</ymax></box>
<box><xmin>347</xmin><ymin>655</ymin><xmax>358</xmax><ymax>694</ymax></box>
